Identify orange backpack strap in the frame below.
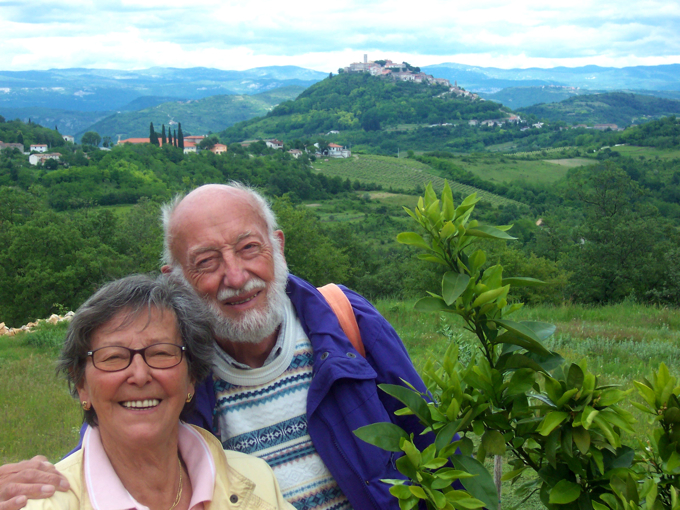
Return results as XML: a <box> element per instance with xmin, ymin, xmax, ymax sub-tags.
<box><xmin>317</xmin><ymin>284</ymin><xmax>366</xmax><ymax>358</ymax></box>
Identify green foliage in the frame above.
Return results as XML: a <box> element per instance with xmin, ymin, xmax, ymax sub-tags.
<box><xmin>81</xmin><ymin>131</ymin><xmax>101</xmax><ymax>147</ymax></box>
<box><xmin>518</xmin><ymin>94</ymin><xmax>680</xmax><ymax>127</ymax></box>
<box><xmin>355</xmin><ymin>183</ymin><xmax>680</xmax><ymax>510</ymax></box>
<box><xmin>22</xmin><ymin>321</ymin><xmax>69</xmax><ymax>349</ymax></box>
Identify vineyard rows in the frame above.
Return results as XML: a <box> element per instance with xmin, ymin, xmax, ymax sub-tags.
<box><xmin>314</xmin><ymin>155</ymin><xmax>523</xmax><ymax>207</ymax></box>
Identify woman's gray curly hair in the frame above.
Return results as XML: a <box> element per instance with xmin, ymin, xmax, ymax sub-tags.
<box><xmin>57</xmin><ymin>273</ymin><xmax>215</xmax><ymax>426</ymax></box>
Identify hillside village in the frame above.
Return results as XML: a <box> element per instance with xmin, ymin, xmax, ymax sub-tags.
<box><xmin>343</xmin><ymin>55</ymin><xmax>480</xmax><ymax>100</ymax></box>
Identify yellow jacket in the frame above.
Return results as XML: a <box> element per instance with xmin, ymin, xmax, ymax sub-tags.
<box><xmin>26</xmin><ymin>426</ymin><xmax>294</xmax><ymax>510</ymax></box>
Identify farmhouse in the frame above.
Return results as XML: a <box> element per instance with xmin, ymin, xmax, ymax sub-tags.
<box><xmin>29</xmin><ymin>153</ymin><xmax>60</xmax><ymax>166</ymax></box>
<box><xmin>266</xmin><ymin>139</ymin><xmax>284</xmax><ymax>149</ymax></box>
<box><xmin>209</xmin><ymin>143</ymin><xmax>228</xmax><ymax>155</ymax></box>
<box><xmin>30</xmin><ymin>144</ymin><xmax>48</xmax><ymax>153</ymax></box>
<box><xmin>0</xmin><ymin>141</ymin><xmax>24</xmax><ymax>151</ymax></box>
<box><xmin>62</xmin><ymin>135</ymin><xmax>75</xmax><ymax>143</ymax></box>
<box><xmin>327</xmin><ymin>143</ymin><xmax>351</xmax><ymax>158</ymax></box>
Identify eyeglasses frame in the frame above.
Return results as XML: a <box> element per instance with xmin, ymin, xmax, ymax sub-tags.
<box><xmin>86</xmin><ymin>343</ymin><xmax>187</xmax><ymax>372</ymax></box>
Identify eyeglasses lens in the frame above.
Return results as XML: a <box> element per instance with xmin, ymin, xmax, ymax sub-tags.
<box><xmin>91</xmin><ymin>344</ymin><xmax>183</xmax><ymax>371</ymax></box>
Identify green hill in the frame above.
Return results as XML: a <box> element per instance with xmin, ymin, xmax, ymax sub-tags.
<box><xmin>79</xmin><ymin>86</ymin><xmax>305</xmax><ymax>140</ymax></box>
<box><xmin>220</xmin><ymin>72</ymin><xmax>508</xmax><ymax>150</ymax></box>
<box><xmin>517</xmin><ymin>92</ymin><xmax>680</xmax><ymax>127</ymax></box>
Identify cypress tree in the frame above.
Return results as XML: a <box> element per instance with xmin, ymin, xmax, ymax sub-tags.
<box><xmin>149</xmin><ymin>122</ymin><xmax>159</xmax><ymax>146</ymax></box>
<box><xmin>161</xmin><ymin>124</ymin><xmax>167</xmax><ymax>145</ymax></box>
<box><xmin>174</xmin><ymin>129</ymin><xmax>178</xmax><ymax>147</ymax></box>
<box><xmin>169</xmin><ymin>130</ymin><xmax>173</xmax><ymax>145</ymax></box>
<box><xmin>177</xmin><ymin>123</ymin><xmax>184</xmax><ymax>149</ymax></box>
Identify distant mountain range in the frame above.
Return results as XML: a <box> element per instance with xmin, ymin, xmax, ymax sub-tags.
<box><xmin>3</xmin><ymin>63</ymin><xmax>680</xmax><ymax>139</ymax></box>
<box><xmin>421</xmin><ymin>63</ymin><xmax>680</xmax><ymax>93</ymax></box>
<box><xmin>0</xmin><ymin>66</ymin><xmax>327</xmax><ymax>111</ymax></box>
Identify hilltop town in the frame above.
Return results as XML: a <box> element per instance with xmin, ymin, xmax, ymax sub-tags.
<box><xmin>342</xmin><ymin>55</ymin><xmax>479</xmax><ymax>100</ymax></box>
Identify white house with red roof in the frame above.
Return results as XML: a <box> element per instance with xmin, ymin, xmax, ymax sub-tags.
<box><xmin>30</xmin><ymin>144</ymin><xmax>48</xmax><ymax>153</ymax></box>
<box><xmin>327</xmin><ymin>143</ymin><xmax>351</xmax><ymax>158</ymax></box>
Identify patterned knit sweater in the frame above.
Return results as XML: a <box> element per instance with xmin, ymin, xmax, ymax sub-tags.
<box><xmin>212</xmin><ymin>298</ymin><xmax>352</xmax><ymax>510</ymax></box>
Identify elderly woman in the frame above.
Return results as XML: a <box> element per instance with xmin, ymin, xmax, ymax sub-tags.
<box><xmin>26</xmin><ymin>274</ymin><xmax>293</xmax><ymax>510</ymax></box>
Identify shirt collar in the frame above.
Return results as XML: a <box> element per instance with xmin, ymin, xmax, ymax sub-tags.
<box><xmin>82</xmin><ymin>423</ymin><xmax>216</xmax><ymax>510</ymax></box>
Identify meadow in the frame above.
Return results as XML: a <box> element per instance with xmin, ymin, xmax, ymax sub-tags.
<box><xmin>313</xmin><ymin>154</ymin><xmax>523</xmax><ymax>207</ymax></box>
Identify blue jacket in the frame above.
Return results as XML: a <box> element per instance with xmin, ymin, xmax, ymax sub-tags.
<box><xmin>189</xmin><ymin>275</ymin><xmax>434</xmax><ymax>510</ymax></box>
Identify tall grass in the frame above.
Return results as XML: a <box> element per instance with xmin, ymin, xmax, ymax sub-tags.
<box><xmin>0</xmin><ymin>322</ymin><xmax>81</xmax><ymax>464</ymax></box>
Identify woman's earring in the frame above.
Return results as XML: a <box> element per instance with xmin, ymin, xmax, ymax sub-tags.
<box><xmin>81</xmin><ymin>401</ymin><xmax>91</xmax><ymax>410</ymax></box>
<box><xmin>186</xmin><ymin>393</ymin><xmax>193</xmax><ymax>403</ymax></box>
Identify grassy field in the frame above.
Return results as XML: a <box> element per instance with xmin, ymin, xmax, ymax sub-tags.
<box><xmin>313</xmin><ymin>154</ymin><xmax>524</xmax><ymax>207</ymax></box>
<box><xmin>454</xmin><ymin>154</ymin><xmax>577</xmax><ymax>184</ymax></box>
<box><xmin>612</xmin><ymin>145</ymin><xmax>680</xmax><ymax>160</ymax></box>
<box><xmin>4</xmin><ymin>301</ymin><xmax>678</xmax><ymax>508</ymax></box>
<box><xmin>0</xmin><ymin>322</ymin><xmax>81</xmax><ymax>464</ymax></box>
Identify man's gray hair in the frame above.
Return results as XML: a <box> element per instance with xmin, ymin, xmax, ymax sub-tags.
<box><xmin>160</xmin><ymin>182</ymin><xmax>279</xmax><ymax>269</ymax></box>
<box><xmin>57</xmin><ymin>273</ymin><xmax>215</xmax><ymax>426</ymax></box>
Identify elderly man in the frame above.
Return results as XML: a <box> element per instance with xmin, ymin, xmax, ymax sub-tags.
<box><xmin>0</xmin><ymin>183</ymin><xmax>434</xmax><ymax>510</ymax></box>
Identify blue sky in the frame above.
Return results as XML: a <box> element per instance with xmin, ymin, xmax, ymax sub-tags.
<box><xmin>1</xmin><ymin>0</ymin><xmax>679</xmax><ymax>71</ymax></box>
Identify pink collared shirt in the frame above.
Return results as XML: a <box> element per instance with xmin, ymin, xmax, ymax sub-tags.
<box><xmin>82</xmin><ymin>423</ymin><xmax>216</xmax><ymax>510</ymax></box>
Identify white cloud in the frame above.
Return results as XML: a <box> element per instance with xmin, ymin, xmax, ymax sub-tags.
<box><xmin>0</xmin><ymin>0</ymin><xmax>678</xmax><ymax>71</ymax></box>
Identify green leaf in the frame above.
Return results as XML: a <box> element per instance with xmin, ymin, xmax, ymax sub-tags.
<box><xmin>634</xmin><ymin>381</ymin><xmax>657</xmax><ymax>408</ymax></box>
<box><xmin>435</xmin><ymin>420</ymin><xmax>461</xmax><ymax>451</ymax></box>
<box><xmin>414</xmin><ymin>296</ymin><xmax>451</xmax><ymax>313</ymax></box>
<box><xmin>537</xmin><ymin>411</ymin><xmax>569</xmax><ymax>436</ymax></box>
<box><xmin>472</xmin><ymin>285</ymin><xmax>509</xmax><ymax>309</ymax></box>
<box><xmin>507</xmin><ymin>369</ymin><xmax>536</xmax><ymax>397</ymax></box>
<box><xmin>555</xmin><ymin>388</ymin><xmax>579</xmax><ymax>408</ymax></box>
<box><xmin>582</xmin><ymin>406</ymin><xmax>599</xmax><ymax>429</ymax></box>
<box><xmin>468</xmin><ymin>249</ymin><xmax>486</xmax><ymax>273</ymax></box>
<box><xmin>441</xmin><ymin>181</ymin><xmax>455</xmax><ymax>221</ymax></box>
<box><xmin>481</xmin><ymin>430</ymin><xmax>506</xmax><ymax>456</ymax></box>
<box><xmin>353</xmin><ymin>423</ymin><xmax>409</xmax><ymax>452</ymax></box>
<box><xmin>466</xmin><ymin>226</ymin><xmax>517</xmax><ymax>240</ymax></box>
<box><xmin>501</xmin><ymin>466</ymin><xmax>528</xmax><ymax>482</ymax></box>
<box><xmin>424</xmin><ymin>183</ymin><xmax>438</xmax><ymax>207</ymax></box>
<box><xmin>379</xmin><ymin>384</ymin><xmax>432</xmax><ymax>424</ymax></box>
<box><xmin>492</xmin><ymin>319</ymin><xmax>552</xmax><ymax>356</ymax></box>
<box><xmin>390</xmin><ymin>485</ymin><xmax>413</xmax><ymax>499</ymax></box>
<box><xmin>598</xmin><ymin>388</ymin><xmax>630</xmax><ymax>407</ymax></box>
<box><xmin>567</xmin><ymin>364</ymin><xmax>585</xmax><ymax>390</ymax></box>
<box><xmin>409</xmin><ymin>485</ymin><xmax>428</xmax><ymax>499</ymax></box>
<box><xmin>572</xmin><ymin>426</ymin><xmax>590</xmax><ymax>454</ymax></box>
<box><xmin>522</xmin><ymin>321</ymin><xmax>557</xmax><ymax>342</ymax></box>
<box><xmin>549</xmin><ymin>480</ymin><xmax>582</xmax><ymax>504</ymax></box>
<box><xmin>403</xmin><ymin>440</ymin><xmax>422</xmax><ymax>468</ymax></box>
<box><xmin>450</xmin><ymin>455</ymin><xmax>499</xmax><ymax>510</ymax></box>
<box><xmin>502</xmin><ymin>277</ymin><xmax>546</xmax><ymax>287</ymax></box>
<box><xmin>442</xmin><ymin>272</ymin><xmax>470</xmax><ymax>306</ymax></box>
<box><xmin>397</xmin><ymin>232</ymin><xmax>431</xmax><ymax>250</ymax></box>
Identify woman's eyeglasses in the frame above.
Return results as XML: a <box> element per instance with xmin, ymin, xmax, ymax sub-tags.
<box><xmin>87</xmin><ymin>343</ymin><xmax>186</xmax><ymax>372</ymax></box>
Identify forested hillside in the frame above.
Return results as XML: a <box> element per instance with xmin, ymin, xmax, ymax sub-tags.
<box><xmin>77</xmin><ymin>86</ymin><xmax>305</xmax><ymax>140</ymax></box>
<box><xmin>518</xmin><ymin>92</ymin><xmax>680</xmax><ymax>126</ymax></box>
<box><xmin>221</xmin><ymin>72</ymin><xmax>509</xmax><ymax>151</ymax></box>
<box><xmin>3</xmin><ymin>115</ymin><xmax>680</xmax><ymax>329</ymax></box>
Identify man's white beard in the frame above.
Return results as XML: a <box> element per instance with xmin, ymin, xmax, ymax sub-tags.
<box><xmin>206</xmin><ymin>248</ymin><xmax>288</xmax><ymax>344</ymax></box>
